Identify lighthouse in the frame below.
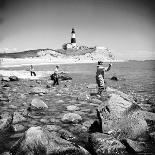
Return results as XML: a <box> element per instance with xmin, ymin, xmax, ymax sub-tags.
<box><xmin>71</xmin><ymin>28</ymin><xmax>77</xmax><ymax>48</ymax></box>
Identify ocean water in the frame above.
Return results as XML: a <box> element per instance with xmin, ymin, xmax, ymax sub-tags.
<box><xmin>1</xmin><ymin>60</ymin><xmax>155</xmax><ymax>103</ymax></box>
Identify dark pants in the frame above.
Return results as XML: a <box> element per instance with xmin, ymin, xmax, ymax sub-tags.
<box><xmin>31</xmin><ymin>71</ymin><xmax>36</xmax><ymax>76</ymax></box>
<box><xmin>96</xmin><ymin>75</ymin><xmax>106</xmax><ymax>95</ymax></box>
<box><xmin>53</xmin><ymin>76</ymin><xmax>59</xmax><ymax>86</ymax></box>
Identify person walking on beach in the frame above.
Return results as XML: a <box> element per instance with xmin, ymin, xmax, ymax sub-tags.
<box><xmin>96</xmin><ymin>61</ymin><xmax>112</xmax><ymax>95</ymax></box>
<box><xmin>53</xmin><ymin>65</ymin><xmax>59</xmax><ymax>86</ymax></box>
<box><xmin>30</xmin><ymin>65</ymin><xmax>36</xmax><ymax>76</ymax></box>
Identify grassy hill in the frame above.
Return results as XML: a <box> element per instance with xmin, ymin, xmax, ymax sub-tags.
<box><xmin>0</xmin><ymin>48</ymin><xmax>96</xmax><ymax>58</ymax></box>
<box><xmin>0</xmin><ymin>48</ymin><xmax>52</xmax><ymax>58</ymax></box>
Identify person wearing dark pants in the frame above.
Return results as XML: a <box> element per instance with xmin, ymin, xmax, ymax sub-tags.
<box><xmin>30</xmin><ymin>65</ymin><xmax>36</xmax><ymax>76</ymax></box>
<box><xmin>53</xmin><ymin>65</ymin><xmax>59</xmax><ymax>86</ymax></box>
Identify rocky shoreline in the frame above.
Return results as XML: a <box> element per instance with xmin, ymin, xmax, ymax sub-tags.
<box><xmin>0</xmin><ymin>75</ymin><xmax>155</xmax><ymax>155</ymax></box>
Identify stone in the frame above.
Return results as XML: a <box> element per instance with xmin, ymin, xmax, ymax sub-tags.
<box><xmin>1</xmin><ymin>77</ymin><xmax>10</xmax><ymax>82</ymax></box>
<box><xmin>59</xmin><ymin>72</ymin><xmax>72</xmax><ymax>81</ymax></box>
<box><xmin>0</xmin><ymin>114</ymin><xmax>13</xmax><ymax>133</ymax></box>
<box><xmin>150</xmin><ymin>132</ymin><xmax>155</xmax><ymax>141</ymax></box>
<box><xmin>97</xmin><ymin>93</ymin><xmax>148</xmax><ymax>140</ymax></box>
<box><xmin>111</xmin><ymin>76</ymin><xmax>118</xmax><ymax>81</ymax></box>
<box><xmin>2</xmin><ymin>83</ymin><xmax>10</xmax><ymax>87</ymax></box>
<box><xmin>46</xmin><ymin>85</ymin><xmax>51</xmax><ymax>88</ymax></box>
<box><xmin>31</xmin><ymin>98</ymin><xmax>48</xmax><ymax>109</ymax></box>
<box><xmin>77</xmin><ymin>92</ymin><xmax>90</xmax><ymax>101</ymax></box>
<box><xmin>61</xmin><ymin>113</ymin><xmax>82</xmax><ymax>123</ymax></box>
<box><xmin>9</xmin><ymin>105</ymin><xmax>17</xmax><ymax>109</ymax></box>
<box><xmin>12</xmin><ymin>124</ymin><xmax>25</xmax><ymax>132</ymax></box>
<box><xmin>46</xmin><ymin>125</ymin><xmax>61</xmax><ymax>132</ymax></box>
<box><xmin>55</xmin><ymin>99</ymin><xmax>64</xmax><ymax>104</ymax></box>
<box><xmin>58</xmin><ymin>129</ymin><xmax>76</xmax><ymax>141</ymax></box>
<box><xmin>9</xmin><ymin>76</ymin><xmax>19</xmax><ymax>81</ymax></box>
<box><xmin>30</xmin><ymin>87</ymin><xmax>48</xmax><ymax>94</ymax></box>
<box><xmin>121</xmin><ymin>139</ymin><xmax>146</xmax><ymax>153</ymax></box>
<box><xmin>67</xmin><ymin>105</ymin><xmax>79</xmax><ymax>111</ymax></box>
<box><xmin>50</xmin><ymin>118</ymin><xmax>60</xmax><ymax>123</ymax></box>
<box><xmin>90</xmin><ymin>132</ymin><xmax>126</xmax><ymax>155</ymax></box>
<box><xmin>40</xmin><ymin>119</ymin><xmax>49</xmax><ymax>124</ymax></box>
<box><xmin>13</xmin><ymin>112</ymin><xmax>27</xmax><ymax>124</ymax></box>
<box><xmin>1</xmin><ymin>152</ymin><xmax>10</xmax><ymax>155</ymax></box>
<box><xmin>106</xmin><ymin>87</ymin><xmax>137</xmax><ymax>103</ymax></box>
<box><xmin>91</xmin><ymin>98</ymin><xmax>102</xmax><ymax>104</ymax></box>
<box><xmin>10</xmin><ymin>126</ymin><xmax>90</xmax><ymax>155</ymax></box>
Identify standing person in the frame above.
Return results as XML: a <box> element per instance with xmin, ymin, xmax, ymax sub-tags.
<box><xmin>53</xmin><ymin>65</ymin><xmax>59</xmax><ymax>86</ymax></box>
<box><xmin>30</xmin><ymin>65</ymin><xmax>36</xmax><ymax>76</ymax></box>
<box><xmin>96</xmin><ymin>61</ymin><xmax>112</xmax><ymax>95</ymax></box>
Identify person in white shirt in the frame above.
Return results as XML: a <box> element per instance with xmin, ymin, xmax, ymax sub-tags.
<box><xmin>30</xmin><ymin>65</ymin><xmax>36</xmax><ymax>76</ymax></box>
<box><xmin>96</xmin><ymin>61</ymin><xmax>112</xmax><ymax>95</ymax></box>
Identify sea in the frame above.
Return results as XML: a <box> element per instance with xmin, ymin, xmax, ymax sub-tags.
<box><xmin>1</xmin><ymin>60</ymin><xmax>155</xmax><ymax>104</ymax></box>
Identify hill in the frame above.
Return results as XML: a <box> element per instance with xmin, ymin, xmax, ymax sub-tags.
<box><xmin>0</xmin><ymin>46</ymin><xmax>115</xmax><ymax>61</ymax></box>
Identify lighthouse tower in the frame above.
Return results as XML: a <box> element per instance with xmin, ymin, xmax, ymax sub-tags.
<box><xmin>71</xmin><ymin>28</ymin><xmax>77</xmax><ymax>48</ymax></box>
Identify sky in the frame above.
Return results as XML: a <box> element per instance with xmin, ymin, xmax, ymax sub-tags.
<box><xmin>0</xmin><ymin>0</ymin><xmax>155</xmax><ymax>60</ymax></box>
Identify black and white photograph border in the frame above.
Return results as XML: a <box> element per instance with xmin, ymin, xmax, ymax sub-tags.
<box><xmin>0</xmin><ymin>0</ymin><xmax>155</xmax><ymax>154</ymax></box>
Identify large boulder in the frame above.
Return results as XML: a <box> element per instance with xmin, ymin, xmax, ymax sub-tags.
<box><xmin>31</xmin><ymin>98</ymin><xmax>48</xmax><ymax>109</ymax></box>
<box><xmin>89</xmin><ymin>132</ymin><xmax>126</xmax><ymax>155</ymax></box>
<box><xmin>61</xmin><ymin>113</ymin><xmax>82</xmax><ymax>124</ymax></box>
<box><xmin>97</xmin><ymin>93</ymin><xmax>148</xmax><ymax>140</ymax></box>
<box><xmin>10</xmin><ymin>126</ymin><xmax>90</xmax><ymax>155</ymax></box>
<box><xmin>106</xmin><ymin>87</ymin><xmax>137</xmax><ymax>103</ymax></box>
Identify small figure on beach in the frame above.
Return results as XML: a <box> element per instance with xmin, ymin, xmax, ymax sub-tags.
<box><xmin>53</xmin><ymin>65</ymin><xmax>59</xmax><ymax>86</ymax></box>
<box><xmin>96</xmin><ymin>61</ymin><xmax>112</xmax><ymax>95</ymax></box>
<box><xmin>30</xmin><ymin>65</ymin><xmax>36</xmax><ymax>76</ymax></box>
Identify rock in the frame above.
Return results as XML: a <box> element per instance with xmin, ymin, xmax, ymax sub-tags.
<box><xmin>106</xmin><ymin>87</ymin><xmax>137</xmax><ymax>103</ymax></box>
<box><xmin>121</xmin><ymin>139</ymin><xmax>146</xmax><ymax>153</ymax></box>
<box><xmin>55</xmin><ymin>99</ymin><xmax>64</xmax><ymax>104</ymax></box>
<box><xmin>9</xmin><ymin>105</ymin><xmax>17</xmax><ymax>109</ymax></box>
<box><xmin>13</xmin><ymin>112</ymin><xmax>27</xmax><ymax>124</ymax></box>
<box><xmin>12</xmin><ymin>124</ymin><xmax>25</xmax><ymax>132</ymax></box>
<box><xmin>77</xmin><ymin>92</ymin><xmax>90</xmax><ymax>101</ymax></box>
<box><xmin>90</xmin><ymin>132</ymin><xmax>126</xmax><ymax>155</ymax></box>
<box><xmin>2</xmin><ymin>83</ymin><xmax>10</xmax><ymax>87</ymax></box>
<box><xmin>59</xmin><ymin>72</ymin><xmax>72</xmax><ymax>81</ymax></box>
<box><xmin>10</xmin><ymin>126</ymin><xmax>90</xmax><ymax>155</ymax></box>
<box><xmin>46</xmin><ymin>85</ymin><xmax>51</xmax><ymax>88</ymax></box>
<box><xmin>31</xmin><ymin>98</ymin><xmax>48</xmax><ymax>109</ymax></box>
<box><xmin>58</xmin><ymin>129</ymin><xmax>76</xmax><ymax>141</ymax></box>
<box><xmin>0</xmin><ymin>114</ymin><xmax>14</xmax><ymax>153</ymax></box>
<box><xmin>97</xmin><ymin>93</ymin><xmax>148</xmax><ymax>140</ymax></box>
<box><xmin>61</xmin><ymin>113</ymin><xmax>82</xmax><ymax>123</ymax></box>
<box><xmin>30</xmin><ymin>87</ymin><xmax>48</xmax><ymax>94</ymax></box>
<box><xmin>91</xmin><ymin>98</ymin><xmax>102</xmax><ymax>104</ymax></box>
<box><xmin>111</xmin><ymin>76</ymin><xmax>118</xmax><ymax>81</ymax></box>
<box><xmin>50</xmin><ymin>118</ymin><xmax>60</xmax><ymax>123</ymax></box>
<box><xmin>67</xmin><ymin>105</ymin><xmax>79</xmax><ymax>111</ymax></box>
<box><xmin>46</xmin><ymin>125</ymin><xmax>61</xmax><ymax>132</ymax></box>
<box><xmin>150</xmin><ymin>132</ymin><xmax>155</xmax><ymax>141</ymax></box>
<box><xmin>1</xmin><ymin>152</ymin><xmax>10</xmax><ymax>155</ymax></box>
<box><xmin>1</xmin><ymin>77</ymin><xmax>10</xmax><ymax>82</ymax></box>
<box><xmin>9</xmin><ymin>76</ymin><xmax>19</xmax><ymax>81</ymax></box>
<box><xmin>0</xmin><ymin>114</ymin><xmax>13</xmax><ymax>133</ymax></box>
<box><xmin>40</xmin><ymin>119</ymin><xmax>49</xmax><ymax>124</ymax></box>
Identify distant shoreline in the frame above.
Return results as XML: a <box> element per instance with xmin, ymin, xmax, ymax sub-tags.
<box><xmin>0</xmin><ymin>57</ymin><xmax>125</xmax><ymax>68</ymax></box>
